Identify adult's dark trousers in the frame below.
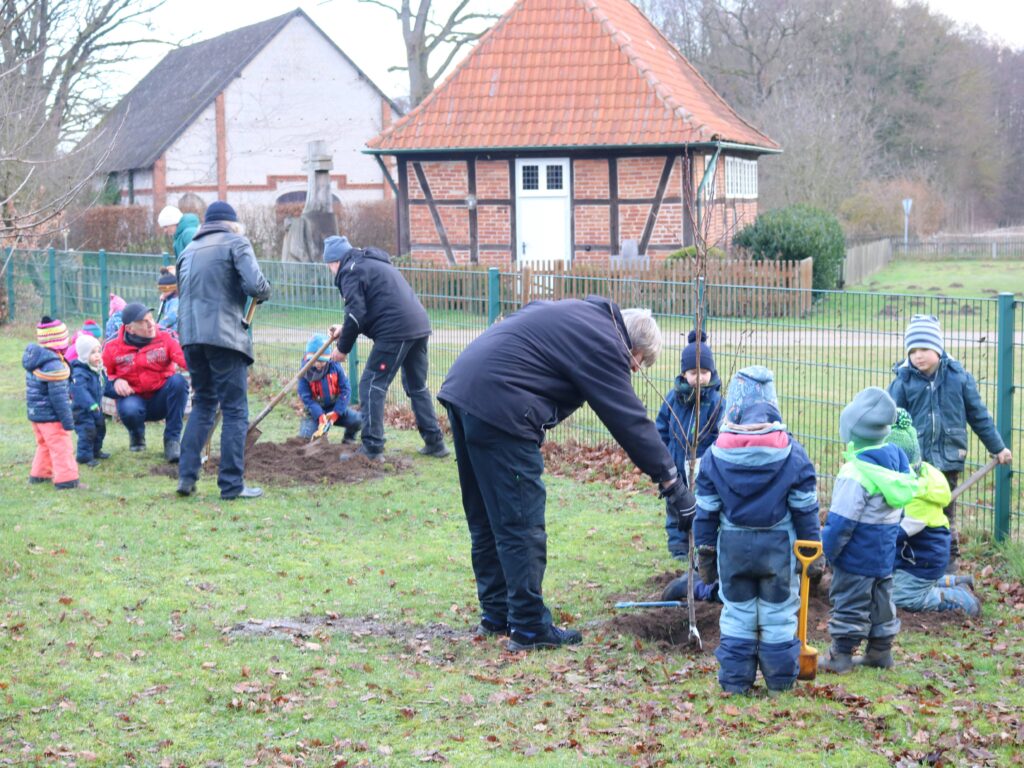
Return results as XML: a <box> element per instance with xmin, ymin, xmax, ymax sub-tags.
<box><xmin>115</xmin><ymin>373</ymin><xmax>188</xmax><ymax>441</ymax></box>
<box><xmin>178</xmin><ymin>344</ymin><xmax>250</xmax><ymax>498</ymax></box>
<box><xmin>359</xmin><ymin>336</ymin><xmax>442</xmax><ymax>454</ymax></box>
<box><xmin>446</xmin><ymin>405</ymin><xmax>551</xmax><ymax>632</ymax></box>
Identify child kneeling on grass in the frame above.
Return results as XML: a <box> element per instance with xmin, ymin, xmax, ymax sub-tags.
<box><xmin>885</xmin><ymin>409</ymin><xmax>980</xmax><ymax>616</ymax></box>
<box><xmin>820</xmin><ymin>388</ymin><xmax>917</xmax><ymax>673</ymax></box>
<box><xmin>694</xmin><ymin>366</ymin><xmax>820</xmax><ymax>695</ymax></box>
<box><xmin>23</xmin><ymin>317</ymin><xmax>80</xmax><ymax>489</ymax></box>
<box><xmin>297</xmin><ymin>334</ymin><xmax>362</xmax><ymax>443</ymax></box>
<box><xmin>70</xmin><ymin>334</ymin><xmax>110</xmax><ymax>467</ymax></box>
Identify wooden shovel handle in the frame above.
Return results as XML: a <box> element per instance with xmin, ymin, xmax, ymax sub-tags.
<box><xmin>949</xmin><ymin>457</ymin><xmax>999</xmax><ymax>502</ymax></box>
<box><xmin>241</xmin><ymin>299</ymin><xmax>259</xmax><ymax>329</ymax></box>
<box><xmin>247</xmin><ymin>329</ymin><xmax>339</xmax><ymax>433</ymax></box>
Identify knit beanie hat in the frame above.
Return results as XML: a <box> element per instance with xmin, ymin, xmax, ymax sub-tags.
<box><xmin>323</xmin><ymin>235</ymin><xmax>353</xmax><ymax>264</ymax></box>
<box><xmin>885</xmin><ymin>408</ymin><xmax>921</xmax><ymax>466</ymax></box>
<box><xmin>75</xmin><ymin>332</ymin><xmax>100</xmax><ymax>361</ymax></box>
<box><xmin>157</xmin><ymin>266</ymin><xmax>177</xmax><ymax>294</ymax></box>
<box><xmin>82</xmin><ymin>319</ymin><xmax>101</xmax><ymax>338</ymax></box>
<box><xmin>37</xmin><ymin>316</ymin><xmax>69</xmax><ymax>351</ymax></box>
<box><xmin>205</xmin><ymin>200</ymin><xmax>238</xmax><ymax>223</ymax></box>
<box><xmin>157</xmin><ymin>205</ymin><xmax>182</xmax><ymax>228</ymax></box>
<box><xmin>304</xmin><ymin>333</ymin><xmax>331</xmax><ymax>363</ymax></box>
<box><xmin>109</xmin><ymin>293</ymin><xmax>127</xmax><ymax>315</ymax></box>
<box><xmin>724</xmin><ymin>365</ymin><xmax>781</xmax><ymax>424</ymax></box>
<box><xmin>905</xmin><ymin>314</ymin><xmax>944</xmax><ymax>356</ymax></box>
<box><xmin>840</xmin><ymin>386</ymin><xmax>897</xmax><ymax>444</ymax></box>
<box><xmin>680</xmin><ymin>330</ymin><xmax>715</xmax><ymax>375</ymax></box>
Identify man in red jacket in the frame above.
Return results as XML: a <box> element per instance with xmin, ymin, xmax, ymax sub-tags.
<box><xmin>102</xmin><ymin>302</ymin><xmax>189</xmax><ymax>462</ymax></box>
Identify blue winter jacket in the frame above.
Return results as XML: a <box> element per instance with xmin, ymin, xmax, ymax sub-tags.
<box><xmin>823</xmin><ymin>444</ymin><xmax>917</xmax><ymax>577</ymax></box>
<box><xmin>158</xmin><ymin>295</ymin><xmax>179</xmax><ymax>332</ymax></box>
<box><xmin>895</xmin><ymin>462</ymin><xmax>952</xmax><ymax>581</ymax></box>
<box><xmin>297</xmin><ymin>361</ymin><xmax>352</xmax><ymax>420</ymax></box>
<box><xmin>656</xmin><ymin>372</ymin><xmax>724</xmax><ymax>483</ymax></box>
<box><xmin>23</xmin><ymin>344</ymin><xmax>73</xmax><ymax>429</ymax></box>
<box><xmin>888</xmin><ymin>356</ymin><xmax>1004</xmax><ymax>471</ymax></box>
<box><xmin>694</xmin><ymin>424</ymin><xmax>820</xmax><ymax>547</ymax></box>
<box><xmin>70</xmin><ymin>359</ymin><xmax>104</xmax><ymax>422</ymax></box>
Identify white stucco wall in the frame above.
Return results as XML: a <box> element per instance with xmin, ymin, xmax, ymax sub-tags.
<box><xmin>165</xmin><ymin>101</ymin><xmax>218</xmax><ymax>188</ymax></box>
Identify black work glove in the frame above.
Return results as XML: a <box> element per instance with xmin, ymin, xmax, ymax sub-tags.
<box><xmin>697</xmin><ymin>545</ymin><xmax>718</xmax><ymax>585</ymax></box>
<box><xmin>660</xmin><ymin>477</ymin><xmax>696</xmax><ymax>532</ymax></box>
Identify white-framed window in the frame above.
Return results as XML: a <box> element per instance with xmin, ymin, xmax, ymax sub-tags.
<box><xmin>725</xmin><ymin>156</ymin><xmax>758</xmax><ymax>199</ymax></box>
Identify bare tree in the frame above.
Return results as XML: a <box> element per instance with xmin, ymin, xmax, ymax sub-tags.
<box><xmin>357</xmin><ymin>0</ymin><xmax>499</xmax><ymax>106</ymax></box>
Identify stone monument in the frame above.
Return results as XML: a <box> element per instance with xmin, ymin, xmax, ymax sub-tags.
<box><xmin>280</xmin><ymin>140</ymin><xmax>339</xmax><ymax>262</ymax></box>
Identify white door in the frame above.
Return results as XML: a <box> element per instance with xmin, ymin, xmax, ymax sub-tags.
<box><xmin>515</xmin><ymin>159</ymin><xmax>571</xmax><ymax>265</ymax></box>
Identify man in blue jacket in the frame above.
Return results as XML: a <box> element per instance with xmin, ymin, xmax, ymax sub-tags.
<box><xmin>438</xmin><ymin>297</ymin><xmax>695</xmax><ymax>652</ymax></box>
<box><xmin>324</xmin><ymin>235</ymin><xmax>446</xmax><ymax>462</ymax></box>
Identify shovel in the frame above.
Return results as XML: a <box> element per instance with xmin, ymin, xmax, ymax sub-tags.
<box><xmin>614</xmin><ymin>601</ymin><xmax>684</xmax><ymax>609</ymax></box>
<box><xmin>794</xmin><ymin>539</ymin><xmax>823</xmax><ymax>681</ymax></box>
<box><xmin>245</xmin><ymin>330</ymin><xmax>339</xmax><ymax>454</ymax></box>
<box><xmin>950</xmin><ymin>457</ymin><xmax>999</xmax><ymax>502</ymax></box>
<box><xmin>241</xmin><ymin>298</ymin><xmax>259</xmax><ymax>330</ymax></box>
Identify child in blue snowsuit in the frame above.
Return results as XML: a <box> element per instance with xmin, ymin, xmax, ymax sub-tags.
<box><xmin>69</xmin><ymin>334</ymin><xmax>109</xmax><ymax>466</ymax></box>
<box><xmin>657</xmin><ymin>330</ymin><xmax>723</xmax><ymax>603</ymax></box>
<box><xmin>820</xmin><ymin>388</ymin><xmax>918</xmax><ymax>673</ymax></box>
<box><xmin>297</xmin><ymin>334</ymin><xmax>362</xmax><ymax>442</ymax></box>
<box><xmin>157</xmin><ymin>267</ymin><xmax>179</xmax><ymax>333</ymax></box>
<box><xmin>694</xmin><ymin>366</ymin><xmax>820</xmax><ymax>694</ymax></box>
<box><xmin>885</xmin><ymin>409</ymin><xmax>980</xmax><ymax>616</ymax></box>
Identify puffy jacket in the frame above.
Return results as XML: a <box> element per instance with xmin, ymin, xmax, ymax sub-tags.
<box><xmin>105</xmin><ymin>311</ymin><xmax>123</xmax><ymax>341</ymax></box>
<box><xmin>158</xmin><ymin>294</ymin><xmax>179</xmax><ymax>332</ymax></box>
<box><xmin>656</xmin><ymin>372</ymin><xmax>724</xmax><ymax>482</ymax></box>
<box><xmin>823</xmin><ymin>444</ymin><xmax>917</xmax><ymax>577</ymax></box>
<box><xmin>173</xmin><ymin>213</ymin><xmax>200</xmax><ymax>258</ymax></box>
<box><xmin>439</xmin><ymin>296</ymin><xmax>676</xmax><ymax>484</ymax></box>
<box><xmin>70</xmin><ymin>360</ymin><xmax>104</xmax><ymax>421</ymax></box>
<box><xmin>297</xmin><ymin>361</ymin><xmax>352</xmax><ymax>420</ymax></box>
<box><xmin>333</xmin><ymin>247</ymin><xmax>431</xmax><ymax>354</ymax></box>
<box><xmin>176</xmin><ymin>222</ymin><xmax>271</xmax><ymax>363</ymax></box>
<box><xmin>23</xmin><ymin>344</ymin><xmax>73</xmax><ymax>428</ymax></box>
<box><xmin>102</xmin><ymin>327</ymin><xmax>187</xmax><ymax>398</ymax></box>
<box><xmin>895</xmin><ymin>461</ymin><xmax>951</xmax><ymax>581</ymax></box>
<box><xmin>888</xmin><ymin>356</ymin><xmax>1004</xmax><ymax>471</ymax></box>
<box><xmin>694</xmin><ymin>425</ymin><xmax>820</xmax><ymax>547</ymax></box>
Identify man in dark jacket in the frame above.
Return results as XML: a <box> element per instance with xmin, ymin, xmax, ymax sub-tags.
<box><xmin>175</xmin><ymin>201</ymin><xmax>271</xmax><ymax>500</ymax></box>
<box><xmin>323</xmin><ymin>235</ymin><xmax>446</xmax><ymax>462</ymax></box>
<box><xmin>437</xmin><ymin>297</ymin><xmax>696</xmax><ymax>651</ymax></box>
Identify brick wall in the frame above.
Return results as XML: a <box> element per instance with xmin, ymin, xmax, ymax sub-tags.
<box><xmin>476</xmin><ymin>161</ymin><xmax>509</xmax><ymax>199</ymax></box>
<box><xmin>478</xmin><ymin>205</ymin><xmax>511</xmax><ymax>246</ymax></box>
<box><xmin>573</xmin><ymin>159</ymin><xmax>609</xmax><ymax>199</ymax></box>
<box><xmin>574</xmin><ymin>205</ymin><xmax>611</xmax><ymax>247</ymax></box>
<box><xmin>618</xmin><ymin>157</ymin><xmax>663</xmax><ymax>198</ymax></box>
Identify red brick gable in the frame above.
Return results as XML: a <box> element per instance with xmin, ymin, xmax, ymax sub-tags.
<box><xmin>368</xmin><ymin>0</ymin><xmax>778</xmax><ymax>152</ymax></box>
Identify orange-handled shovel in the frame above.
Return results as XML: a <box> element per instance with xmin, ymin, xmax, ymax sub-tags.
<box><xmin>794</xmin><ymin>540</ymin><xmax>823</xmax><ymax>681</ymax></box>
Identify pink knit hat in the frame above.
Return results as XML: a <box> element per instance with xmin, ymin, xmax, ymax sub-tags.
<box><xmin>109</xmin><ymin>293</ymin><xmax>127</xmax><ymax>314</ymax></box>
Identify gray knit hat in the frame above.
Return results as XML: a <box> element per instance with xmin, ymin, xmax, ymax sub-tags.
<box><xmin>840</xmin><ymin>386</ymin><xmax>897</xmax><ymax>444</ymax></box>
<box><xmin>905</xmin><ymin>314</ymin><xmax>944</xmax><ymax>356</ymax></box>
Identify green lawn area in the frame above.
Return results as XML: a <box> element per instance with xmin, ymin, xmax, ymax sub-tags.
<box><xmin>3</xmin><ymin>330</ymin><xmax>1024</xmax><ymax>766</ymax></box>
<box><xmin>853</xmin><ymin>259</ymin><xmax>1024</xmax><ymax>298</ymax></box>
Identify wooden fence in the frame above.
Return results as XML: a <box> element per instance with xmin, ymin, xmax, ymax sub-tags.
<box><xmin>893</xmin><ymin>239</ymin><xmax>1024</xmax><ymax>261</ymax></box>
<box><xmin>843</xmin><ymin>238</ymin><xmax>892</xmax><ymax>287</ymax></box>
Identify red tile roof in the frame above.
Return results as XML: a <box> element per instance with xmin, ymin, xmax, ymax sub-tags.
<box><xmin>368</xmin><ymin>0</ymin><xmax>778</xmax><ymax>153</ymax></box>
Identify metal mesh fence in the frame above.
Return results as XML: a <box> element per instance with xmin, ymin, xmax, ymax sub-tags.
<box><xmin>5</xmin><ymin>247</ymin><xmax>1018</xmax><ymax>542</ymax></box>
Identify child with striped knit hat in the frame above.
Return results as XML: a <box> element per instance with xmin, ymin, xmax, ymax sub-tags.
<box><xmin>22</xmin><ymin>317</ymin><xmax>80</xmax><ymax>489</ymax></box>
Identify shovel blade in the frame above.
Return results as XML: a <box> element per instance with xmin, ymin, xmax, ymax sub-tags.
<box><xmin>798</xmin><ymin>647</ymin><xmax>818</xmax><ymax>681</ymax></box>
<box><xmin>301</xmin><ymin>435</ymin><xmax>330</xmax><ymax>456</ymax></box>
<box><xmin>244</xmin><ymin>424</ymin><xmax>262</xmax><ymax>456</ymax></box>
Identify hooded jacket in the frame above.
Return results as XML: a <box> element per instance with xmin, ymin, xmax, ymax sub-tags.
<box><xmin>176</xmin><ymin>221</ymin><xmax>271</xmax><ymax>363</ymax></box>
<box><xmin>23</xmin><ymin>344</ymin><xmax>73</xmax><ymax>428</ymax></box>
<box><xmin>173</xmin><ymin>213</ymin><xmax>200</xmax><ymax>258</ymax></box>
<box><xmin>70</xmin><ymin>359</ymin><xmax>104</xmax><ymax>421</ymax></box>
<box><xmin>895</xmin><ymin>461</ymin><xmax>952</xmax><ymax>581</ymax></box>
<box><xmin>888</xmin><ymin>355</ymin><xmax>1004</xmax><ymax>471</ymax></box>
<box><xmin>823</xmin><ymin>444</ymin><xmax>918</xmax><ymax>577</ymax></box>
<box><xmin>297</xmin><ymin>360</ymin><xmax>352</xmax><ymax>420</ymax></box>
<box><xmin>438</xmin><ymin>296</ymin><xmax>676</xmax><ymax>484</ymax></box>
<box><xmin>333</xmin><ymin>247</ymin><xmax>431</xmax><ymax>354</ymax></box>
<box><xmin>656</xmin><ymin>372</ymin><xmax>724</xmax><ymax>480</ymax></box>
<box><xmin>694</xmin><ymin>423</ymin><xmax>820</xmax><ymax>547</ymax></box>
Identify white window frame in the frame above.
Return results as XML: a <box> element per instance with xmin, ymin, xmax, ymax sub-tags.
<box><xmin>516</xmin><ymin>159</ymin><xmax>570</xmax><ymax>198</ymax></box>
<box><xmin>725</xmin><ymin>156</ymin><xmax>758</xmax><ymax>199</ymax></box>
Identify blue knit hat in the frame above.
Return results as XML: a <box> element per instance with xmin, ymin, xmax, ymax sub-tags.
<box><xmin>680</xmin><ymin>330</ymin><xmax>715</xmax><ymax>374</ymax></box>
<box><xmin>323</xmin><ymin>235</ymin><xmax>353</xmax><ymax>264</ymax></box>
<box><xmin>204</xmin><ymin>200</ymin><xmax>238</xmax><ymax>223</ymax></box>
<box><xmin>304</xmin><ymin>333</ymin><xmax>331</xmax><ymax>363</ymax></box>
<box><xmin>724</xmin><ymin>366</ymin><xmax>781</xmax><ymax>424</ymax></box>
<box><xmin>840</xmin><ymin>386</ymin><xmax>896</xmax><ymax>444</ymax></box>
<box><xmin>905</xmin><ymin>314</ymin><xmax>943</xmax><ymax>356</ymax></box>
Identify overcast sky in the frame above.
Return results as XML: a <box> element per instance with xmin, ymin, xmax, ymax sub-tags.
<box><xmin>112</xmin><ymin>0</ymin><xmax>1024</xmax><ymax>104</ymax></box>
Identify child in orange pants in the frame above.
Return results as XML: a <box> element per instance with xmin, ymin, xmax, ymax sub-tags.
<box><xmin>23</xmin><ymin>317</ymin><xmax>80</xmax><ymax>489</ymax></box>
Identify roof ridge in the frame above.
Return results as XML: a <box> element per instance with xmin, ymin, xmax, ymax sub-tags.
<box><xmin>580</xmin><ymin>0</ymin><xmax>703</xmax><ymax>137</ymax></box>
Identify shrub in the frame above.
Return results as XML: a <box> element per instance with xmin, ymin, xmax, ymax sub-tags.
<box><xmin>336</xmin><ymin>200</ymin><xmax>397</xmax><ymax>256</ymax></box>
<box><xmin>70</xmin><ymin>206</ymin><xmax>153</xmax><ymax>252</ymax></box>
<box><xmin>733</xmin><ymin>204</ymin><xmax>845</xmax><ymax>291</ymax></box>
<box><xmin>666</xmin><ymin>245</ymin><xmax>728</xmax><ymax>261</ymax></box>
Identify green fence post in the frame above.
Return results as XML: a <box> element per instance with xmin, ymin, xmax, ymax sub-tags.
<box><xmin>488</xmin><ymin>267</ymin><xmax>500</xmax><ymax>325</ymax></box>
<box><xmin>994</xmin><ymin>292</ymin><xmax>1015</xmax><ymax>542</ymax></box>
<box><xmin>5</xmin><ymin>248</ymin><xmax>14</xmax><ymax>322</ymax></box>
<box><xmin>48</xmin><ymin>246</ymin><xmax>57</xmax><ymax>316</ymax></box>
<box><xmin>162</xmin><ymin>251</ymin><xmax>171</xmax><ymax>268</ymax></box>
<box><xmin>99</xmin><ymin>250</ymin><xmax>109</xmax><ymax>331</ymax></box>
<box><xmin>348</xmin><ymin>348</ymin><xmax>360</xmax><ymax>405</ymax></box>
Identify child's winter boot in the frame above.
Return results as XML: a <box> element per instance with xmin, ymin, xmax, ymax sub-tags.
<box><xmin>937</xmin><ymin>587</ymin><xmax>981</xmax><ymax>617</ymax></box>
<box><xmin>940</xmin><ymin>574</ymin><xmax>975</xmax><ymax>589</ymax></box>
<box><xmin>853</xmin><ymin>636</ymin><xmax>894</xmax><ymax>669</ymax></box>
<box><xmin>818</xmin><ymin>639</ymin><xmax>855</xmax><ymax>674</ymax></box>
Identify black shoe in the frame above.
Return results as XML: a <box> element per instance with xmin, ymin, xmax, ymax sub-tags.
<box><xmin>507</xmin><ymin>625</ymin><xmax>582</xmax><ymax>652</ymax></box>
<box><xmin>129</xmin><ymin>431</ymin><xmax>146</xmax><ymax>452</ymax></box>
<box><xmin>54</xmin><ymin>479</ymin><xmax>80</xmax><ymax>490</ymax></box>
<box><xmin>661</xmin><ymin>575</ymin><xmax>689</xmax><ymax>602</ymax></box>
<box><xmin>342</xmin><ymin>434</ymin><xmax>359</xmax><ymax>445</ymax></box>
<box><xmin>340</xmin><ymin>446</ymin><xmax>384</xmax><ymax>463</ymax></box>
<box><xmin>28</xmin><ymin>476</ymin><xmax>50</xmax><ymax>485</ymax></box>
<box><xmin>96</xmin><ymin>451</ymin><xmax>111</xmax><ymax>460</ymax></box>
<box><xmin>177</xmin><ymin>481</ymin><xmax>196</xmax><ymax>497</ymax></box>
<box><xmin>418</xmin><ymin>441</ymin><xmax>450</xmax><ymax>458</ymax></box>
<box><xmin>475</xmin><ymin>616</ymin><xmax>510</xmax><ymax>637</ymax></box>
<box><xmin>222</xmin><ymin>486</ymin><xmax>263</xmax><ymax>500</ymax></box>
<box><xmin>164</xmin><ymin>439</ymin><xmax>180</xmax><ymax>464</ymax></box>
<box><xmin>83</xmin><ymin>459</ymin><xmax>100</xmax><ymax>468</ymax></box>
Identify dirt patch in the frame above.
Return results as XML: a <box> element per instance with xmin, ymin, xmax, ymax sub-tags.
<box><xmin>227</xmin><ymin>615</ymin><xmax>465</xmax><ymax>644</ymax></box>
<box><xmin>149</xmin><ymin>437</ymin><xmax>412</xmax><ymax>485</ymax></box>
<box><xmin>606</xmin><ymin>570</ymin><xmax>978</xmax><ymax>655</ymax></box>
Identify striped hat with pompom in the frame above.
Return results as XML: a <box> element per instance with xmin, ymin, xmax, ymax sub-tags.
<box><xmin>36</xmin><ymin>316</ymin><xmax>69</xmax><ymax>351</ymax></box>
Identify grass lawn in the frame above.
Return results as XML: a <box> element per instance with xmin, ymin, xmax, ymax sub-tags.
<box><xmin>854</xmin><ymin>259</ymin><xmax>1024</xmax><ymax>298</ymax></box>
<box><xmin>3</xmin><ymin>331</ymin><xmax>1024</xmax><ymax>766</ymax></box>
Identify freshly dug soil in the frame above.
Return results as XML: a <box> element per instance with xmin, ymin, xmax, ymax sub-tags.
<box><xmin>150</xmin><ymin>437</ymin><xmax>412</xmax><ymax>486</ymax></box>
<box><xmin>606</xmin><ymin>570</ymin><xmax>977</xmax><ymax>655</ymax></box>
